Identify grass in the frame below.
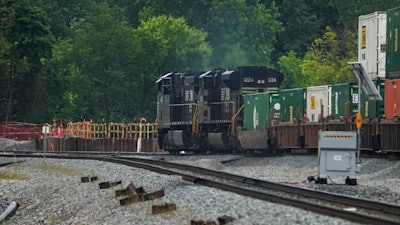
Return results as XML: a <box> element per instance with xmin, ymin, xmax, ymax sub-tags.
<box><xmin>38</xmin><ymin>165</ymin><xmax>76</xmax><ymax>175</ymax></box>
<box><xmin>0</xmin><ymin>171</ymin><xmax>26</xmax><ymax>180</ymax></box>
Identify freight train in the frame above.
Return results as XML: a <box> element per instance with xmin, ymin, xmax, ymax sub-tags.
<box><xmin>156</xmin><ymin>7</ymin><xmax>400</xmax><ymax>155</ymax></box>
<box><xmin>156</xmin><ymin>66</ymin><xmax>283</xmax><ymax>154</ymax></box>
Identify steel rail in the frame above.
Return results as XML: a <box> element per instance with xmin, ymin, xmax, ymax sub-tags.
<box><xmin>2</xmin><ymin>152</ymin><xmax>400</xmax><ymax>224</ymax></box>
<box><xmin>102</xmin><ymin>157</ymin><xmax>400</xmax><ymax>225</ymax></box>
<box><xmin>117</xmin><ymin>156</ymin><xmax>400</xmax><ymax>216</ymax></box>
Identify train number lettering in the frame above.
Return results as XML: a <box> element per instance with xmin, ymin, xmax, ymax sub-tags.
<box><xmin>268</xmin><ymin>77</ymin><xmax>277</xmax><ymax>83</ymax></box>
<box><xmin>243</xmin><ymin>77</ymin><xmax>254</xmax><ymax>83</ymax></box>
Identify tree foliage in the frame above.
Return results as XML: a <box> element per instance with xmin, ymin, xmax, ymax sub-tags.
<box><xmin>273</xmin><ymin>0</ymin><xmax>338</xmax><ymax>60</ymax></box>
<box><xmin>207</xmin><ymin>0</ymin><xmax>282</xmax><ymax>67</ymax></box>
<box><xmin>0</xmin><ymin>0</ymin><xmax>54</xmax><ymax>122</ymax></box>
<box><xmin>278</xmin><ymin>51</ymin><xmax>304</xmax><ymax>89</ymax></box>
<box><xmin>0</xmin><ymin>0</ymin><xmax>398</xmax><ymax>123</ymax></box>
<box><xmin>329</xmin><ymin>0</ymin><xmax>400</xmax><ymax>30</ymax></box>
<box><xmin>64</xmin><ymin>3</ymin><xmax>136</xmax><ymax>122</ymax></box>
<box><xmin>131</xmin><ymin>15</ymin><xmax>211</xmax><ymax>120</ymax></box>
<box><xmin>300</xmin><ymin>27</ymin><xmax>357</xmax><ymax>86</ymax></box>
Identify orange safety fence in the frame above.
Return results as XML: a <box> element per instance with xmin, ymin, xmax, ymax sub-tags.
<box><xmin>0</xmin><ymin>122</ymin><xmax>43</xmax><ymax>141</ymax></box>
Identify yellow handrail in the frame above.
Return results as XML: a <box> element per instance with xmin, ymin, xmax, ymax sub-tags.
<box><xmin>192</xmin><ymin>103</ymin><xmax>199</xmax><ymax>134</ymax></box>
<box><xmin>231</xmin><ymin>104</ymin><xmax>244</xmax><ymax>136</ymax></box>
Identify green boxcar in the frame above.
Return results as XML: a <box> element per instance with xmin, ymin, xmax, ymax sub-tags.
<box><xmin>243</xmin><ymin>91</ymin><xmax>280</xmax><ymax>130</ymax></box>
<box><xmin>330</xmin><ymin>83</ymin><xmax>358</xmax><ymax>119</ymax></box>
<box><xmin>279</xmin><ymin>88</ymin><xmax>306</xmax><ymax>122</ymax></box>
<box><xmin>386</xmin><ymin>7</ymin><xmax>400</xmax><ymax>79</ymax></box>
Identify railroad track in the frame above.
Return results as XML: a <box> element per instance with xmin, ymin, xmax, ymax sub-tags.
<box><xmin>2</xmin><ymin>151</ymin><xmax>400</xmax><ymax>224</ymax></box>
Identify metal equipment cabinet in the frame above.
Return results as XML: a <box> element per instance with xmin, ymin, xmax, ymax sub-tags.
<box><xmin>317</xmin><ymin>131</ymin><xmax>357</xmax><ymax>185</ymax></box>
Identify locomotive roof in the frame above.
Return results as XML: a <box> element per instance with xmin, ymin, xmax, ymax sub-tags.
<box><xmin>155</xmin><ymin>72</ymin><xmax>174</xmax><ymax>83</ymax></box>
<box><xmin>199</xmin><ymin>70</ymin><xmax>212</xmax><ymax>78</ymax></box>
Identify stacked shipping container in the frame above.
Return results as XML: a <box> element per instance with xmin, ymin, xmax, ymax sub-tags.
<box><xmin>306</xmin><ymin>85</ymin><xmax>331</xmax><ymax>122</ymax></box>
<box><xmin>386</xmin><ymin>7</ymin><xmax>400</xmax><ymax>79</ymax></box>
<box><xmin>358</xmin><ymin>11</ymin><xmax>387</xmax><ymax>80</ymax></box>
<box><xmin>279</xmin><ymin>88</ymin><xmax>306</xmax><ymax>122</ymax></box>
<box><xmin>243</xmin><ymin>91</ymin><xmax>280</xmax><ymax>130</ymax></box>
<box><xmin>385</xmin><ymin>7</ymin><xmax>400</xmax><ymax>120</ymax></box>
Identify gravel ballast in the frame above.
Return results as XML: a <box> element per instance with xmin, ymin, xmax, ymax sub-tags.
<box><xmin>1</xmin><ymin>138</ymin><xmax>399</xmax><ymax>224</ymax></box>
<box><xmin>0</xmin><ymin>157</ymin><xmax>362</xmax><ymax>225</ymax></box>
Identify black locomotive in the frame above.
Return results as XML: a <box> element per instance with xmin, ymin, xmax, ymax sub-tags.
<box><xmin>156</xmin><ymin>66</ymin><xmax>283</xmax><ymax>154</ymax></box>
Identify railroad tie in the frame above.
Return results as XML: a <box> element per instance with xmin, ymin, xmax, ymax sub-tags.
<box><xmin>119</xmin><ymin>189</ymin><xmax>165</xmax><ymax>206</ymax></box>
<box><xmin>135</xmin><ymin>186</ymin><xmax>146</xmax><ymax>195</ymax></box>
<box><xmin>190</xmin><ymin>220</ymin><xmax>217</xmax><ymax>225</ymax></box>
<box><xmin>80</xmin><ymin>176</ymin><xmax>98</xmax><ymax>183</ymax></box>
<box><xmin>99</xmin><ymin>180</ymin><xmax>122</xmax><ymax>189</ymax></box>
<box><xmin>115</xmin><ymin>183</ymin><xmax>137</xmax><ymax>197</ymax></box>
<box><xmin>217</xmin><ymin>215</ymin><xmax>234</xmax><ymax>225</ymax></box>
<box><xmin>151</xmin><ymin>203</ymin><xmax>176</xmax><ymax>215</ymax></box>
<box><xmin>120</xmin><ymin>195</ymin><xmax>141</xmax><ymax>206</ymax></box>
<box><xmin>143</xmin><ymin>189</ymin><xmax>165</xmax><ymax>201</ymax></box>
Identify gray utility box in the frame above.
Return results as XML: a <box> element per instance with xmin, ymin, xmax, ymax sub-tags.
<box><xmin>317</xmin><ymin>131</ymin><xmax>357</xmax><ymax>185</ymax></box>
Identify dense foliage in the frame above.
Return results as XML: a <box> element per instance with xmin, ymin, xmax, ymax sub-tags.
<box><xmin>0</xmin><ymin>0</ymin><xmax>399</xmax><ymax>123</ymax></box>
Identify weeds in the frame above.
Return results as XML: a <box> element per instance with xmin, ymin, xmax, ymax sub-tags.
<box><xmin>0</xmin><ymin>171</ymin><xmax>26</xmax><ymax>180</ymax></box>
<box><xmin>38</xmin><ymin>165</ymin><xmax>76</xmax><ymax>175</ymax></box>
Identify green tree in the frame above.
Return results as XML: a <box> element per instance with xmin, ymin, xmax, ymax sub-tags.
<box><xmin>134</xmin><ymin>0</ymin><xmax>212</xmax><ymax>29</ymax></box>
<box><xmin>207</xmin><ymin>0</ymin><xmax>282</xmax><ymax>67</ymax></box>
<box><xmin>278</xmin><ymin>50</ymin><xmax>304</xmax><ymax>89</ymax></box>
<box><xmin>137</xmin><ymin>0</ymin><xmax>282</xmax><ymax>68</ymax></box>
<box><xmin>300</xmin><ymin>27</ymin><xmax>357</xmax><ymax>86</ymax></box>
<box><xmin>329</xmin><ymin>0</ymin><xmax>400</xmax><ymax>30</ymax></box>
<box><xmin>273</xmin><ymin>0</ymin><xmax>338</xmax><ymax>61</ymax></box>
<box><xmin>132</xmin><ymin>15</ymin><xmax>211</xmax><ymax>120</ymax></box>
<box><xmin>66</xmin><ymin>2</ymin><xmax>135</xmax><ymax>122</ymax></box>
<box><xmin>0</xmin><ymin>0</ymin><xmax>54</xmax><ymax>122</ymax></box>
<box><xmin>47</xmin><ymin>38</ymin><xmax>84</xmax><ymax>122</ymax></box>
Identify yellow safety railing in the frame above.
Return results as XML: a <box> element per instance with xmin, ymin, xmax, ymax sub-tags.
<box><xmin>65</xmin><ymin>122</ymin><xmax>158</xmax><ymax>140</ymax></box>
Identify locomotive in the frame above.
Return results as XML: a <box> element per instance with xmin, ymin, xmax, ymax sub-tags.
<box><xmin>156</xmin><ymin>66</ymin><xmax>283</xmax><ymax>153</ymax></box>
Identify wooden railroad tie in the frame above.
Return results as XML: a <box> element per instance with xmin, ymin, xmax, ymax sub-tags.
<box><xmin>218</xmin><ymin>215</ymin><xmax>234</xmax><ymax>225</ymax></box>
<box><xmin>151</xmin><ymin>203</ymin><xmax>176</xmax><ymax>215</ymax></box>
<box><xmin>119</xmin><ymin>189</ymin><xmax>165</xmax><ymax>206</ymax></box>
<box><xmin>190</xmin><ymin>220</ymin><xmax>217</xmax><ymax>225</ymax></box>
<box><xmin>135</xmin><ymin>186</ymin><xmax>146</xmax><ymax>195</ymax></box>
<box><xmin>99</xmin><ymin>180</ymin><xmax>122</xmax><ymax>189</ymax></box>
<box><xmin>115</xmin><ymin>183</ymin><xmax>137</xmax><ymax>197</ymax></box>
<box><xmin>80</xmin><ymin>176</ymin><xmax>98</xmax><ymax>183</ymax></box>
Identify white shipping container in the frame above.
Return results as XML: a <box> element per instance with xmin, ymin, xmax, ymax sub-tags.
<box><xmin>306</xmin><ymin>85</ymin><xmax>331</xmax><ymax>122</ymax></box>
<box><xmin>358</xmin><ymin>11</ymin><xmax>386</xmax><ymax>79</ymax></box>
